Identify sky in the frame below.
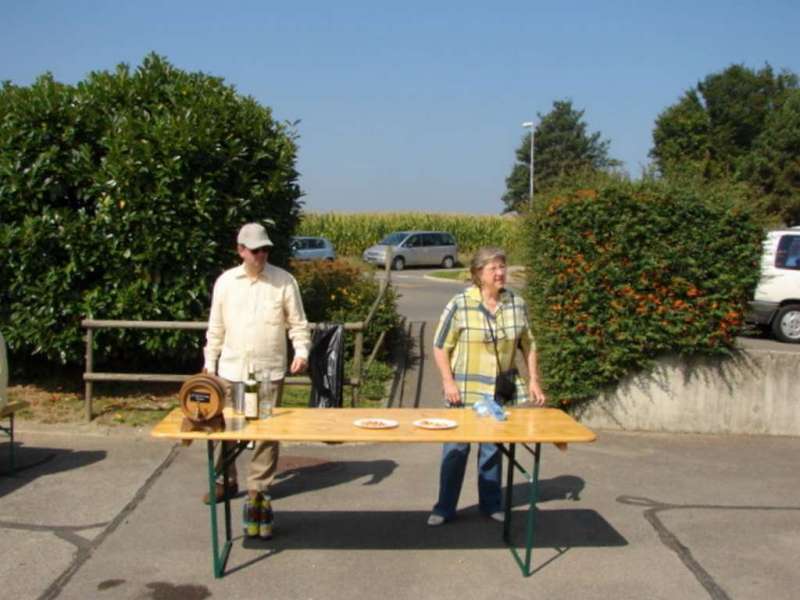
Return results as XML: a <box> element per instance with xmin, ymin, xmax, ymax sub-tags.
<box><xmin>2</xmin><ymin>1</ymin><xmax>799</xmax><ymax>215</ymax></box>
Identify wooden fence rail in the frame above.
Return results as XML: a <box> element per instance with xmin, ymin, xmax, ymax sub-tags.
<box><xmin>81</xmin><ymin>319</ymin><xmax>364</xmax><ymax>421</ymax></box>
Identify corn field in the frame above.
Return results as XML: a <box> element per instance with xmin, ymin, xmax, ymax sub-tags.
<box><xmin>296</xmin><ymin>212</ymin><xmax>524</xmax><ymax>258</ymax></box>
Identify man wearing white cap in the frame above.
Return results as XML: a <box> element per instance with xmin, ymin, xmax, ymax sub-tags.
<box><xmin>202</xmin><ymin>222</ymin><xmax>310</xmax><ymax>539</ymax></box>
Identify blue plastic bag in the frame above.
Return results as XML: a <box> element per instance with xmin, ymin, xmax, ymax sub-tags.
<box><xmin>472</xmin><ymin>394</ymin><xmax>507</xmax><ymax>421</ymax></box>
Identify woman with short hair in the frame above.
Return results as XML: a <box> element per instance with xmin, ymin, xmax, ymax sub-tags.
<box><xmin>428</xmin><ymin>247</ymin><xmax>546</xmax><ymax>526</ymax></box>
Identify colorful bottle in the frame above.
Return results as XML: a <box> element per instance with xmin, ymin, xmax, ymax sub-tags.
<box><xmin>243</xmin><ymin>496</ymin><xmax>260</xmax><ymax>538</ymax></box>
<box><xmin>259</xmin><ymin>495</ymin><xmax>274</xmax><ymax>540</ymax></box>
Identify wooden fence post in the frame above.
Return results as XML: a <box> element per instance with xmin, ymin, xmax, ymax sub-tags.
<box><xmin>84</xmin><ymin>327</ymin><xmax>94</xmax><ymax>422</ymax></box>
<box><xmin>352</xmin><ymin>327</ymin><xmax>364</xmax><ymax>407</ymax></box>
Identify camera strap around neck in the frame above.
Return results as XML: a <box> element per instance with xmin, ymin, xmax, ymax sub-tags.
<box><xmin>483</xmin><ymin>298</ymin><xmax>513</xmax><ymax>373</ymax></box>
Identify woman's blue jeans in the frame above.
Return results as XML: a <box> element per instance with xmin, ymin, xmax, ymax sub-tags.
<box><xmin>432</xmin><ymin>442</ymin><xmax>502</xmax><ymax>520</ymax></box>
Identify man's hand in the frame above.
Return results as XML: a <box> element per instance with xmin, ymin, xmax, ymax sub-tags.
<box><xmin>290</xmin><ymin>357</ymin><xmax>308</xmax><ymax>374</ymax></box>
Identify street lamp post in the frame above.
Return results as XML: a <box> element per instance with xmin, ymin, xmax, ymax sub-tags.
<box><xmin>522</xmin><ymin>121</ymin><xmax>534</xmax><ymax>210</ymax></box>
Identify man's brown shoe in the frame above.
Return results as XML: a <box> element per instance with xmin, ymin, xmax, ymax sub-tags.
<box><xmin>202</xmin><ymin>482</ymin><xmax>239</xmax><ymax>505</ymax></box>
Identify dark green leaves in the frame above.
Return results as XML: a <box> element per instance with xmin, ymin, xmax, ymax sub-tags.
<box><xmin>0</xmin><ymin>53</ymin><xmax>302</xmax><ymax>368</ymax></box>
<box><xmin>524</xmin><ymin>177</ymin><xmax>763</xmax><ymax>407</ymax></box>
<box><xmin>503</xmin><ymin>100</ymin><xmax>620</xmax><ymax>213</ymax></box>
<box><xmin>650</xmin><ymin>63</ymin><xmax>800</xmax><ymax>226</ymax></box>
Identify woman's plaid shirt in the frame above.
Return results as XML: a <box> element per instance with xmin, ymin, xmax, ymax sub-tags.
<box><xmin>433</xmin><ymin>285</ymin><xmax>535</xmax><ymax>405</ymax></box>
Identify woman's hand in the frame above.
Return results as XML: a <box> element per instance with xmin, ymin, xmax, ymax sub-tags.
<box><xmin>526</xmin><ymin>349</ymin><xmax>547</xmax><ymax>406</ymax></box>
<box><xmin>528</xmin><ymin>380</ymin><xmax>547</xmax><ymax>406</ymax></box>
<box><xmin>434</xmin><ymin>346</ymin><xmax>462</xmax><ymax>406</ymax></box>
<box><xmin>443</xmin><ymin>380</ymin><xmax>462</xmax><ymax>407</ymax></box>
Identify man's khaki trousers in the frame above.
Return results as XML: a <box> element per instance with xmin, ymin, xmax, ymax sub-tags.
<box><xmin>215</xmin><ymin>379</ymin><xmax>284</xmax><ymax>493</ymax></box>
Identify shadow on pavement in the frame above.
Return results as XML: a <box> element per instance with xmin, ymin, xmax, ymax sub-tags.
<box><xmin>0</xmin><ymin>443</ymin><xmax>106</xmax><ymax>498</ymax></box>
<box><xmin>268</xmin><ymin>455</ymin><xmax>399</xmax><ymax>500</ymax></box>
<box><xmin>231</xmin><ymin>463</ymin><xmax>623</xmax><ymax>572</ymax></box>
<box><xmin>237</xmin><ymin>507</ymin><xmax>626</xmax><ymax>551</ymax></box>
<box><xmin>508</xmin><ymin>474</ymin><xmax>586</xmax><ymax>504</ymax></box>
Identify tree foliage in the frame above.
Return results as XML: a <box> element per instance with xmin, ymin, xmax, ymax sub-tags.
<box><xmin>651</xmin><ymin>63</ymin><xmax>800</xmax><ymax>224</ymax></box>
<box><xmin>0</xmin><ymin>53</ymin><xmax>303</xmax><ymax>367</ymax></box>
<box><xmin>740</xmin><ymin>88</ymin><xmax>800</xmax><ymax>224</ymax></box>
<box><xmin>503</xmin><ymin>100</ymin><xmax>619</xmax><ymax>213</ymax></box>
<box><xmin>649</xmin><ymin>90</ymin><xmax>710</xmax><ymax>177</ymax></box>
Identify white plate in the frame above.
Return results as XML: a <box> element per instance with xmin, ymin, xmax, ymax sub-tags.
<box><xmin>353</xmin><ymin>418</ymin><xmax>399</xmax><ymax>430</ymax></box>
<box><xmin>413</xmin><ymin>418</ymin><xmax>458</xmax><ymax>430</ymax></box>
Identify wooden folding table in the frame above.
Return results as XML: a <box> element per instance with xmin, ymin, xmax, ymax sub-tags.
<box><xmin>151</xmin><ymin>406</ymin><xmax>596</xmax><ymax>578</ymax></box>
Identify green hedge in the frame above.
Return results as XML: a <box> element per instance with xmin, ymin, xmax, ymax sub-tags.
<box><xmin>297</xmin><ymin>212</ymin><xmax>523</xmax><ymax>258</ymax></box>
<box><xmin>524</xmin><ymin>178</ymin><xmax>764</xmax><ymax>406</ymax></box>
<box><xmin>290</xmin><ymin>259</ymin><xmax>401</xmax><ymax>359</ymax></box>
<box><xmin>0</xmin><ymin>54</ymin><xmax>302</xmax><ymax>368</ymax></box>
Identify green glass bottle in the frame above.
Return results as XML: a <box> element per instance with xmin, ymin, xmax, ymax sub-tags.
<box><xmin>244</xmin><ymin>364</ymin><xmax>258</xmax><ymax>420</ymax></box>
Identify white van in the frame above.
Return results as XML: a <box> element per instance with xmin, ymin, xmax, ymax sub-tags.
<box><xmin>747</xmin><ymin>228</ymin><xmax>800</xmax><ymax>343</ymax></box>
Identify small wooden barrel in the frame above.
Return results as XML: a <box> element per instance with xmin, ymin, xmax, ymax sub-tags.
<box><xmin>178</xmin><ymin>373</ymin><xmax>227</xmax><ymax>424</ymax></box>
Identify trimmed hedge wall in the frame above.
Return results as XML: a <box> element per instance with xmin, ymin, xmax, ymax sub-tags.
<box><xmin>524</xmin><ymin>178</ymin><xmax>764</xmax><ymax>406</ymax></box>
<box><xmin>0</xmin><ymin>54</ymin><xmax>302</xmax><ymax>368</ymax></box>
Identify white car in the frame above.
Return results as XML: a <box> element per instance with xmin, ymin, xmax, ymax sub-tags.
<box><xmin>290</xmin><ymin>236</ymin><xmax>336</xmax><ymax>261</ymax></box>
<box><xmin>747</xmin><ymin>227</ymin><xmax>800</xmax><ymax>343</ymax></box>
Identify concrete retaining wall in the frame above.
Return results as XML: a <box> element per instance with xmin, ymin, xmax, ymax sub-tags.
<box><xmin>575</xmin><ymin>348</ymin><xmax>800</xmax><ymax>436</ymax></box>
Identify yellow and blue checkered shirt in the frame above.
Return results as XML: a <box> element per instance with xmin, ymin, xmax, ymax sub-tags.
<box><xmin>433</xmin><ymin>285</ymin><xmax>535</xmax><ymax>405</ymax></box>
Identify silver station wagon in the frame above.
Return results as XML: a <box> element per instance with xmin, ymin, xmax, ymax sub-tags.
<box><xmin>362</xmin><ymin>231</ymin><xmax>458</xmax><ymax>270</ymax></box>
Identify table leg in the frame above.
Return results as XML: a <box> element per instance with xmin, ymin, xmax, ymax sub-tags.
<box><xmin>9</xmin><ymin>413</ymin><xmax>15</xmax><ymax>475</ymax></box>
<box><xmin>206</xmin><ymin>440</ymin><xmax>251</xmax><ymax>578</ymax></box>
<box><xmin>222</xmin><ymin>445</ymin><xmax>232</xmax><ymax>545</ymax></box>
<box><xmin>521</xmin><ymin>442</ymin><xmax>542</xmax><ymax>574</ymax></box>
<box><xmin>500</xmin><ymin>442</ymin><xmax>542</xmax><ymax>577</ymax></box>
<box><xmin>207</xmin><ymin>440</ymin><xmax>233</xmax><ymax>578</ymax></box>
<box><xmin>502</xmin><ymin>443</ymin><xmax>515</xmax><ymax>543</ymax></box>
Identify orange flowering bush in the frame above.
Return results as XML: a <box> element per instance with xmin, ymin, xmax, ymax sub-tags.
<box><xmin>524</xmin><ymin>177</ymin><xmax>763</xmax><ymax>406</ymax></box>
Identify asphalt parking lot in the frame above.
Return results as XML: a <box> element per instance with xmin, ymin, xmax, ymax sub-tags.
<box><xmin>2</xmin><ymin>420</ymin><xmax>799</xmax><ymax>600</ymax></box>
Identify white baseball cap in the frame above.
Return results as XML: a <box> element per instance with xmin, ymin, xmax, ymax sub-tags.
<box><xmin>237</xmin><ymin>223</ymin><xmax>274</xmax><ymax>249</ymax></box>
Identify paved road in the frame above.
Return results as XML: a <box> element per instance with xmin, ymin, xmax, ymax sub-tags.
<box><xmin>380</xmin><ymin>268</ymin><xmax>465</xmax><ymax>409</ymax></box>
<box><xmin>3</xmin><ymin>423</ymin><xmax>799</xmax><ymax>600</ymax></box>
<box><xmin>382</xmin><ymin>268</ymin><xmax>464</xmax><ymax>322</ymax></box>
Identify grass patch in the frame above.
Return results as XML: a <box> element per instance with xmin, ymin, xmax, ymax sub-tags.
<box><xmin>10</xmin><ymin>382</ymin><xmax>181</xmax><ymax>427</ymax></box>
<box><xmin>426</xmin><ymin>267</ymin><xmax>527</xmax><ymax>286</ymax></box>
<box><xmin>281</xmin><ymin>384</ymin><xmax>384</xmax><ymax>409</ymax></box>
<box><xmin>9</xmin><ymin>360</ymin><xmax>392</xmax><ymax>427</ymax></box>
<box><xmin>428</xmin><ymin>269</ymin><xmax>470</xmax><ymax>281</ymax></box>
